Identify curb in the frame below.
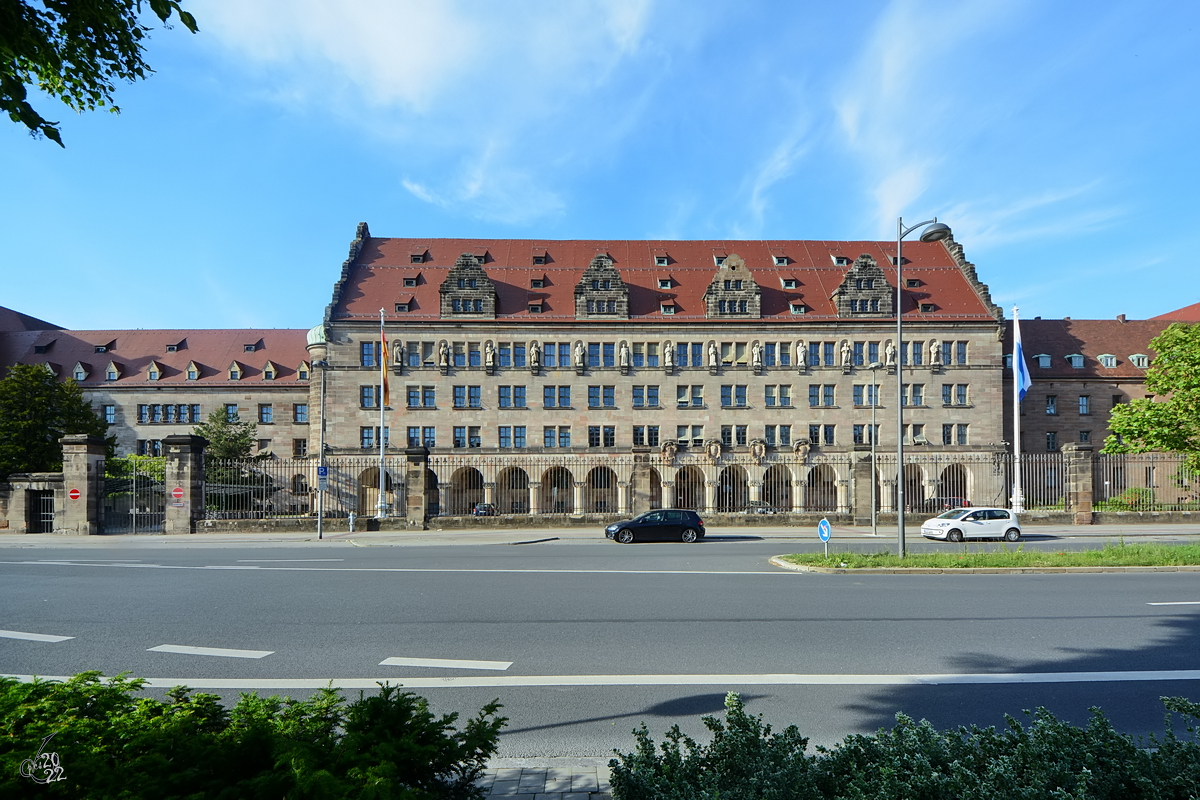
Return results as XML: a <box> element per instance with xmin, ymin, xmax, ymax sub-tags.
<box><xmin>768</xmin><ymin>556</ymin><xmax>1200</xmax><ymax>575</ymax></box>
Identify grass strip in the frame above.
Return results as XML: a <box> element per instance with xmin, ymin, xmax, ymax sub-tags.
<box><xmin>778</xmin><ymin>541</ymin><xmax>1200</xmax><ymax>569</ymax></box>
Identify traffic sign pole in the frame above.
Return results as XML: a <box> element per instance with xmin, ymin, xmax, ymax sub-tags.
<box><xmin>818</xmin><ymin>517</ymin><xmax>831</xmax><ymax>559</ymax></box>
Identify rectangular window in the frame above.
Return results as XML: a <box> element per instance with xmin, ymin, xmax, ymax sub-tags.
<box><xmin>498</xmin><ymin>344</ymin><xmax>511</xmax><ymax>368</ymax></box>
<box><xmin>513</xmin><ymin>386</ymin><xmax>526</xmax><ymax>407</ymax></box>
<box><xmin>468</xmin><ymin>386</ymin><xmax>481</xmax><ymax>408</ymax></box>
<box><xmin>691</xmin><ymin>343</ymin><xmax>703</xmax><ymax>367</ymax></box>
<box><xmin>676</xmin><ymin>342</ymin><xmax>688</xmax><ymax>368</ymax></box>
<box><xmin>779</xmin><ymin>424</ymin><xmax>791</xmax><ymax>446</ymax></box>
<box><xmin>1047</xmin><ymin>431</ymin><xmax>1058</xmax><ymax>451</ymax></box>
<box><xmin>513</xmin><ymin>426</ymin><xmax>526</xmax><ymax>447</ymax></box>
<box><xmin>677</xmin><ymin>385</ymin><xmax>689</xmax><ymax>407</ymax></box>
<box><xmin>468</xmin><ymin>344</ymin><xmax>481</xmax><ymax>367</ymax></box>
<box><xmin>293</xmin><ymin>439</ymin><xmax>308</xmax><ymax>458</ymax></box>
<box><xmin>809</xmin><ymin>385</ymin><xmax>820</xmax><ymax>407</ymax></box>
<box><xmin>853</xmin><ymin>385</ymin><xmax>864</xmax><ymax>406</ymax></box>
<box><xmin>809</xmin><ymin>342</ymin><xmax>821</xmax><ymax>367</ymax></box>
<box><xmin>408</xmin><ymin>386</ymin><xmax>421</xmax><ymax>407</ymax></box>
<box><xmin>1079</xmin><ymin>430</ymin><xmax>1091</xmax><ymax>443</ymax></box>
<box><xmin>103</xmin><ymin>404</ymin><xmax>116</xmax><ymax>424</ymax></box>
<box><xmin>454</xmin><ymin>386</ymin><xmax>467</xmax><ymax>408</ymax></box>
<box><xmin>423</xmin><ymin>427</ymin><xmax>436</xmax><ymax>448</ymax></box>
<box><xmin>407</xmin><ymin>341</ymin><xmax>421</xmax><ymax>367</ymax></box>
<box><xmin>589</xmin><ymin>385</ymin><xmax>601</xmax><ymax>408</ymax></box>
<box><xmin>360</xmin><ymin>341</ymin><xmax>377</xmax><ymax>367</ymax></box>
<box><xmin>823</xmin><ymin>342</ymin><xmax>834</xmax><ymax>366</ymax></box>
<box><xmin>956</xmin><ymin>341</ymin><xmax>968</xmax><ymax>365</ymax></box>
<box><xmin>809</xmin><ymin>424</ymin><xmax>821</xmax><ymax>444</ymax></box>
<box><xmin>422</xmin><ymin>386</ymin><xmax>436</xmax><ymax>407</ymax></box>
<box><xmin>765</xmin><ymin>386</ymin><xmax>776</xmax><ymax>407</ymax></box>
<box><xmin>633</xmin><ymin>426</ymin><xmax>646</xmax><ymax>446</ymax></box>
<box><xmin>137</xmin><ymin>404</ymin><xmax>149</xmax><ymax>423</ymax></box>
<box><xmin>912</xmin><ymin>342</ymin><xmax>923</xmax><ymax>366</ymax></box>
<box><xmin>911</xmin><ymin>384</ymin><xmax>923</xmax><ymax>406</ymax></box>
<box><xmin>647</xmin><ymin>425</ymin><xmax>659</xmax><ymax>446</ymax></box>
<box><xmin>603</xmin><ymin>385</ymin><xmax>615</xmax><ymax>407</ymax></box>
<box><xmin>559</xmin><ymin>427</ymin><xmax>571</xmax><ymax>448</ymax></box>
<box><xmin>943</xmin><ymin>423</ymin><xmax>954</xmax><ymax>445</ymax></box>
<box><xmin>361</xmin><ymin>386</ymin><xmax>377</xmax><ymax>408</ymax></box>
<box><xmin>823</xmin><ymin>385</ymin><xmax>834</xmax><ymax>407</ymax></box>
<box><xmin>853</xmin><ymin>341</ymin><xmax>864</xmax><ymax>366</ymax></box>
<box><xmin>1078</xmin><ymin>395</ymin><xmax>1090</xmax><ymax>415</ymax></box>
<box><xmin>854</xmin><ymin>424</ymin><xmax>866</xmax><ymax>445</ymax></box>
<box><xmin>735</xmin><ymin>425</ymin><xmax>747</xmax><ymax>445</ymax></box>
<box><xmin>779</xmin><ymin>344</ymin><xmax>790</xmax><ymax>367</ymax></box>
<box><xmin>678</xmin><ymin>425</ymin><xmax>689</xmax><ymax>443</ymax></box>
<box><xmin>735</xmin><ymin>385</ymin><xmax>746</xmax><ymax>406</ymax></box>
<box><xmin>360</xmin><ymin>427</ymin><xmax>375</xmax><ymax>449</ymax></box>
<box><xmin>632</xmin><ymin>343</ymin><xmax>645</xmax><ymax>368</ymax></box>
<box><xmin>721</xmin><ymin>425</ymin><xmax>733</xmax><ymax>446</ymax></box>
<box><xmin>778</xmin><ymin>385</ymin><xmax>790</xmax><ymax>406</ymax></box>
<box><xmin>499</xmin><ymin>427</ymin><xmax>513</xmax><ymax>448</ymax></box>
<box><xmin>691</xmin><ymin>425</ymin><xmax>704</xmax><ymax>447</ymax></box>
<box><xmin>453</xmin><ymin>343</ymin><xmax>466</xmax><ymax>368</ymax></box>
<box><xmin>453</xmin><ymin>426</ymin><xmax>467</xmax><ymax>448</ymax></box>
<box><xmin>942</xmin><ymin>384</ymin><xmax>952</xmax><ymax>406</ymax></box>
<box><xmin>1046</xmin><ymin>395</ymin><xmax>1058</xmax><ymax>415</ymax></box>
<box><xmin>691</xmin><ymin>385</ymin><xmax>703</xmax><ymax>407</ymax></box>
<box><xmin>647</xmin><ymin>343</ymin><xmax>659</xmax><ymax>367</ymax></box>
<box><xmin>499</xmin><ymin>386</ymin><xmax>512</xmax><ymax>407</ymax></box>
<box><xmin>604</xmin><ymin>426</ymin><xmax>615</xmax><ymax>446</ymax></box>
<box><xmin>258</xmin><ymin>404</ymin><xmax>273</xmax><ymax>424</ymax></box>
<box><xmin>823</xmin><ymin>425</ymin><xmax>835</xmax><ymax>445</ymax></box>
<box><xmin>588</xmin><ymin>343</ymin><xmax>600</xmax><ymax>367</ymax></box>
<box><xmin>603</xmin><ymin>343</ymin><xmax>615</xmax><ymax>367</ymax></box>
<box><xmin>1112</xmin><ymin>394</ymin><xmax>1122</xmax><ymax>408</ymax></box>
<box><xmin>765</xmin><ymin>425</ymin><xmax>776</xmax><ymax>446</ymax></box>
<box><xmin>468</xmin><ymin>426</ymin><xmax>481</xmax><ymax>448</ymax></box>
<box><xmin>225</xmin><ymin>403</ymin><xmax>238</xmax><ymax>422</ymax></box>
<box><xmin>764</xmin><ymin>343</ymin><xmax>776</xmax><ymax>366</ymax></box>
<box><xmin>544</xmin><ymin>426</ymin><xmax>556</xmax><ymax>447</ymax></box>
<box><xmin>408</xmin><ymin>426</ymin><xmax>421</xmax><ymax>447</ymax></box>
<box><xmin>721</xmin><ymin>385</ymin><xmax>732</xmax><ymax>407</ymax></box>
<box><xmin>190</xmin><ymin>404</ymin><xmax>200</xmax><ymax>423</ymax></box>
<box><xmin>514</xmin><ymin>345</ymin><xmax>526</xmax><ymax>367</ymax></box>
<box><xmin>957</xmin><ymin>424</ymin><xmax>968</xmax><ymax>445</ymax></box>
<box><xmin>544</xmin><ymin>386</ymin><xmax>556</xmax><ymax>407</ymax></box>
<box><xmin>868</xmin><ymin>342</ymin><xmax>879</xmax><ymax>364</ymax></box>
<box><xmin>633</xmin><ymin>386</ymin><xmax>645</xmax><ymax>407</ymax></box>
<box><xmin>293</xmin><ymin>404</ymin><xmax>308</xmax><ymax>423</ymax></box>
<box><xmin>646</xmin><ymin>385</ymin><xmax>658</xmax><ymax>407</ymax></box>
<box><xmin>559</xmin><ymin>386</ymin><xmax>571</xmax><ymax>407</ymax></box>
<box><xmin>162</xmin><ymin>405</ymin><xmax>175</xmax><ymax>424</ymax></box>
<box><xmin>956</xmin><ymin>384</ymin><xmax>967</xmax><ymax>405</ymax></box>
<box><xmin>544</xmin><ymin>344</ymin><xmax>557</xmax><ymax>368</ymax></box>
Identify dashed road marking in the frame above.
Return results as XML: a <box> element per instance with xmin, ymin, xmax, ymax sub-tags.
<box><xmin>147</xmin><ymin>644</ymin><xmax>274</xmax><ymax>659</ymax></box>
<box><xmin>1148</xmin><ymin>601</ymin><xmax>1200</xmax><ymax>606</ymax></box>
<box><xmin>379</xmin><ymin>656</ymin><xmax>512</xmax><ymax>671</ymax></box>
<box><xmin>0</xmin><ymin>629</ymin><xmax>73</xmax><ymax>643</ymax></box>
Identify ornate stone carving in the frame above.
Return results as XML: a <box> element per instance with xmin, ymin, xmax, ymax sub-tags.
<box><xmin>705</xmin><ymin>438</ymin><xmax>723</xmax><ymax>464</ymax></box>
<box><xmin>660</xmin><ymin>440</ymin><xmax>678</xmax><ymax>464</ymax></box>
<box><xmin>749</xmin><ymin>438</ymin><xmax>767</xmax><ymax>465</ymax></box>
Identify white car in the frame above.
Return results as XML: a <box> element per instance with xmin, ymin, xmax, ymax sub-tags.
<box><xmin>920</xmin><ymin>507</ymin><xmax>1021</xmax><ymax>542</ymax></box>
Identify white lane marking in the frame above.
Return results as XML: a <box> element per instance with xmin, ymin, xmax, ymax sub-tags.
<box><xmin>7</xmin><ymin>669</ymin><xmax>1200</xmax><ymax>690</ymax></box>
<box><xmin>237</xmin><ymin>559</ymin><xmax>345</xmax><ymax>563</ymax></box>
<box><xmin>36</xmin><ymin>558</ymin><xmax>141</xmax><ymax>562</ymax></box>
<box><xmin>0</xmin><ymin>629</ymin><xmax>74</xmax><ymax>643</ymax></box>
<box><xmin>0</xmin><ymin>560</ymin><xmax>786</xmax><ymax>576</ymax></box>
<box><xmin>1148</xmin><ymin>601</ymin><xmax>1200</xmax><ymax>606</ymax></box>
<box><xmin>379</xmin><ymin>657</ymin><xmax>512</xmax><ymax>671</ymax></box>
<box><xmin>147</xmin><ymin>644</ymin><xmax>274</xmax><ymax>659</ymax></box>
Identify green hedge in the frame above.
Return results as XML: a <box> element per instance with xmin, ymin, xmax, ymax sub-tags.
<box><xmin>0</xmin><ymin>672</ymin><xmax>505</xmax><ymax>799</ymax></box>
<box><xmin>610</xmin><ymin>692</ymin><xmax>1200</xmax><ymax>800</ymax></box>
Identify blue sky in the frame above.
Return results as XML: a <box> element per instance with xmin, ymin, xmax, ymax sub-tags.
<box><xmin>3</xmin><ymin>0</ymin><xmax>1198</xmax><ymax>330</ymax></box>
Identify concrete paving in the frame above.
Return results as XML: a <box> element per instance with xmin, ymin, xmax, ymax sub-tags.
<box><xmin>478</xmin><ymin>758</ymin><xmax>612</xmax><ymax>799</ymax></box>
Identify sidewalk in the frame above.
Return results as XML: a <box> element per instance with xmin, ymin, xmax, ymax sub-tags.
<box><xmin>478</xmin><ymin>758</ymin><xmax>612</xmax><ymax>799</ymax></box>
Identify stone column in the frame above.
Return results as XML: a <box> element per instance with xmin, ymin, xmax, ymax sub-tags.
<box><xmin>1063</xmin><ymin>442</ymin><xmax>1095</xmax><ymax>524</ymax></box>
<box><xmin>483</xmin><ymin>481</ymin><xmax>496</xmax><ymax>506</ymax></box>
<box><xmin>748</xmin><ymin>479</ymin><xmax>762</xmax><ymax>504</ymax></box>
<box><xmin>572</xmin><ymin>481</ymin><xmax>585</xmax><ymax>514</ymax></box>
<box><xmin>881</xmin><ymin>479</ymin><xmax>896</xmax><ymax>513</ymax></box>
<box><xmin>836</xmin><ymin>479</ymin><xmax>850</xmax><ymax>514</ymax></box>
<box><xmin>792</xmin><ymin>480</ymin><xmax>805</xmax><ymax>512</ymax></box>
<box><xmin>660</xmin><ymin>480</ymin><xmax>674</xmax><ymax>509</ymax></box>
<box><xmin>704</xmin><ymin>480</ymin><xmax>717</xmax><ymax>513</ymax></box>
<box><xmin>404</xmin><ymin>447</ymin><xmax>428</xmax><ymax>529</ymax></box>
<box><xmin>851</xmin><ymin>446</ymin><xmax>874</xmax><ymax>525</ymax></box>
<box><xmin>527</xmin><ymin>483</ymin><xmax>541</xmax><ymax>515</ymax></box>
<box><xmin>163</xmin><ymin>435</ymin><xmax>207</xmax><ymax>534</ymax></box>
<box><xmin>617</xmin><ymin>481</ymin><xmax>630</xmax><ymax>515</ymax></box>
<box><xmin>59</xmin><ymin>434</ymin><xmax>106</xmax><ymax>535</ymax></box>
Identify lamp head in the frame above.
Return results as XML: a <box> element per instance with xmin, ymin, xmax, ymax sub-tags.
<box><xmin>919</xmin><ymin>222</ymin><xmax>952</xmax><ymax>242</ymax></box>
<box><xmin>868</xmin><ymin>361</ymin><xmax>883</xmax><ymax>370</ymax></box>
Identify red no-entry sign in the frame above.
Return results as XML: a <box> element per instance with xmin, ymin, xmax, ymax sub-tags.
<box><xmin>68</xmin><ymin>488</ymin><xmax>80</xmax><ymax>500</ymax></box>
<box><xmin>171</xmin><ymin>487</ymin><xmax>185</xmax><ymax>500</ymax></box>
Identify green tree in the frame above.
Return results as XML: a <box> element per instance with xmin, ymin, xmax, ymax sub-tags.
<box><xmin>0</xmin><ymin>363</ymin><xmax>113</xmax><ymax>479</ymax></box>
<box><xmin>2</xmin><ymin>0</ymin><xmax>198</xmax><ymax>146</ymax></box>
<box><xmin>1105</xmin><ymin>322</ymin><xmax>1200</xmax><ymax>469</ymax></box>
<box><xmin>192</xmin><ymin>407</ymin><xmax>263</xmax><ymax>460</ymax></box>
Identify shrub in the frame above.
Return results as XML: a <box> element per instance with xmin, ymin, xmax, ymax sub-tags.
<box><xmin>610</xmin><ymin>692</ymin><xmax>1200</xmax><ymax>800</ymax></box>
<box><xmin>0</xmin><ymin>672</ymin><xmax>505</xmax><ymax>799</ymax></box>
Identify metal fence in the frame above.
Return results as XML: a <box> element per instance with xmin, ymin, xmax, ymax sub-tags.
<box><xmin>1094</xmin><ymin>452</ymin><xmax>1199</xmax><ymax>511</ymax></box>
<box><xmin>102</xmin><ymin>456</ymin><xmax>166</xmax><ymax>533</ymax></box>
<box><xmin>204</xmin><ymin>457</ymin><xmax>407</xmax><ymax>520</ymax></box>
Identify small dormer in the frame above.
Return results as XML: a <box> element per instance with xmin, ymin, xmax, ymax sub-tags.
<box><xmin>409</xmin><ymin>246</ymin><xmax>429</xmax><ymax>264</ymax></box>
<box><xmin>1098</xmin><ymin>354</ymin><xmax>1117</xmax><ymax>368</ymax></box>
<box><xmin>402</xmin><ymin>273</ymin><xmax>421</xmax><ymax>288</ymax></box>
<box><xmin>1066</xmin><ymin>354</ymin><xmax>1084</xmax><ymax>369</ymax></box>
<box><xmin>105</xmin><ymin>361</ymin><xmax>121</xmax><ymax>381</ymax></box>
<box><xmin>40</xmin><ymin>362</ymin><xmax>58</xmax><ymax>376</ymax></box>
<box><xmin>71</xmin><ymin>362</ymin><xmax>89</xmax><ymax>382</ymax></box>
<box><xmin>228</xmin><ymin>361</ymin><xmax>244</xmax><ymax>381</ymax></box>
<box><xmin>652</xmin><ymin>249</ymin><xmax>670</xmax><ymax>268</ymax></box>
<box><xmin>574</xmin><ymin>254</ymin><xmax>630</xmax><ymax>318</ymax></box>
<box><xmin>531</xmin><ymin>247</ymin><xmax>548</xmax><ymax>266</ymax></box>
<box><xmin>33</xmin><ymin>339</ymin><xmax>54</xmax><ymax>355</ymax></box>
<box><xmin>298</xmin><ymin>361</ymin><xmax>310</xmax><ymax>380</ymax></box>
<box><xmin>243</xmin><ymin>341</ymin><xmax>260</xmax><ymax>353</ymax></box>
<box><xmin>831</xmin><ymin>254</ymin><xmax>851</xmax><ymax>266</ymax></box>
<box><xmin>185</xmin><ymin>361</ymin><xmax>201</xmax><ymax>380</ymax></box>
<box><xmin>262</xmin><ymin>360</ymin><xmax>278</xmax><ymax>381</ymax></box>
<box><xmin>703</xmin><ymin>254</ymin><xmax>761</xmax><ymax>318</ymax></box>
<box><xmin>165</xmin><ymin>339</ymin><xmax>184</xmax><ymax>353</ymax></box>
<box><xmin>439</xmin><ymin>253</ymin><xmax>498</xmax><ymax>317</ymax></box>
<box><xmin>146</xmin><ymin>360</ymin><xmax>163</xmax><ymax>381</ymax></box>
<box><xmin>1130</xmin><ymin>353</ymin><xmax>1149</xmax><ymax>369</ymax></box>
<box><xmin>834</xmin><ymin>254</ymin><xmax>893</xmax><ymax>317</ymax></box>
<box><xmin>1034</xmin><ymin>354</ymin><xmax>1052</xmax><ymax>369</ymax></box>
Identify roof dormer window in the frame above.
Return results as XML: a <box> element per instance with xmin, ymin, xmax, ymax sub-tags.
<box><xmin>186</xmin><ymin>362</ymin><xmax>199</xmax><ymax>380</ymax></box>
<box><xmin>919</xmin><ymin>303</ymin><xmax>936</xmax><ymax>312</ymax></box>
<box><xmin>533</xmin><ymin>255</ymin><xmax>546</xmax><ymax>266</ymax></box>
<box><xmin>94</xmin><ymin>345</ymin><xmax>107</xmax><ymax>353</ymax></box>
<box><xmin>661</xmin><ymin>303</ymin><xmax>676</xmax><ymax>314</ymax></box>
<box><xmin>1130</xmin><ymin>353</ymin><xmax>1149</xmax><ymax>369</ymax></box>
<box><xmin>263</xmin><ymin>362</ymin><xmax>277</xmax><ymax>381</ymax></box>
<box><xmin>243</xmin><ymin>344</ymin><xmax>256</xmax><ymax>353</ymax></box>
<box><xmin>906</xmin><ymin>278</ymin><xmax>921</xmax><ymax>288</ymax></box>
<box><xmin>1098</xmin><ymin>353</ymin><xmax>1117</xmax><ymax>369</ymax></box>
<box><xmin>781</xmin><ymin>278</ymin><xmax>797</xmax><ymax>289</ymax></box>
<box><xmin>655</xmin><ymin>256</ymin><xmax>669</xmax><ymax>267</ymax></box>
<box><xmin>166</xmin><ymin>344</ymin><xmax>178</xmax><ymax>352</ymax></box>
<box><xmin>1067</xmin><ymin>354</ymin><xmax>1084</xmax><ymax>369</ymax></box>
<box><xmin>658</xmin><ymin>278</ymin><xmax>672</xmax><ymax>289</ymax></box>
<box><xmin>148</xmin><ymin>366</ymin><xmax>160</xmax><ymax>381</ymax></box>
<box><xmin>34</xmin><ymin>344</ymin><xmax>48</xmax><ymax>354</ymax></box>
<box><xmin>832</xmin><ymin>256</ymin><xmax>850</xmax><ymax>266</ymax></box>
<box><xmin>230</xmin><ymin>365</ymin><xmax>242</xmax><ymax>381</ymax></box>
<box><xmin>106</xmin><ymin>362</ymin><xmax>120</xmax><ymax>381</ymax></box>
<box><xmin>395</xmin><ymin>303</ymin><xmax>410</xmax><ymax>312</ymax></box>
<box><xmin>72</xmin><ymin>365</ymin><xmax>87</xmax><ymax>381</ymax></box>
<box><xmin>403</xmin><ymin>277</ymin><xmax>418</xmax><ymax>287</ymax></box>
<box><xmin>1034</xmin><ymin>354</ymin><xmax>1051</xmax><ymax>369</ymax></box>
<box><xmin>298</xmin><ymin>363</ymin><xmax>310</xmax><ymax>380</ymax></box>
<box><xmin>410</xmin><ymin>254</ymin><xmax>424</xmax><ymax>264</ymax></box>
<box><xmin>774</xmin><ymin>256</ymin><xmax>787</xmax><ymax>266</ymax></box>
<box><xmin>790</xmin><ymin>303</ymin><xmax>807</xmax><ymax>314</ymax></box>
<box><xmin>714</xmin><ymin>256</ymin><xmax>726</xmax><ymax>266</ymax></box>
<box><xmin>528</xmin><ymin>304</ymin><xmax>543</xmax><ymax>313</ymax></box>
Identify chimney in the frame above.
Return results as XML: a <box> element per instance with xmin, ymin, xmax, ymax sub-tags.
<box><xmin>1117</xmin><ymin>314</ymin><xmax>1126</xmax><ymax>323</ymax></box>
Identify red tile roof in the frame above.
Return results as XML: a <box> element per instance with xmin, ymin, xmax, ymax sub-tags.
<box><xmin>8</xmin><ymin>329</ymin><xmax>310</xmax><ymax>386</ymax></box>
<box><xmin>331</xmin><ymin>237</ymin><xmax>1000</xmax><ymax>324</ymax></box>
<box><xmin>1151</xmin><ymin>301</ymin><xmax>1200</xmax><ymax>321</ymax></box>
<box><xmin>0</xmin><ymin>306</ymin><xmax>62</xmax><ymax>332</ymax></box>
<box><xmin>1005</xmin><ymin>319</ymin><xmax>1165</xmax><ymax>378</ymax></box>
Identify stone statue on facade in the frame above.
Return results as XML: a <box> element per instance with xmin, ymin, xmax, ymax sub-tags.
<box><xmin>841</xmin><ymin>340</ymin><xmax>852</xmax><ymax>367</ymax></box>
<box><xmin>438</xmin><ymin>340</ymin><xmax>450</xmax><ymax>368</ymax></box>
<box><xmin>529</xmin><ymin>340</ymin><xmax>541</xmax><ymax>368</ymax></box>
<box><xmin>619</xmin><ymin>341</ymin><xmax>630</xmax><ymax>367</ymax></box>
<box><xmin>885</xmin><ymin>340</ymin><xmax>897</xmax><ymax>367</ymax></box>
<box><xmin>574</xmin><ymin>341</ymin><xmax>585</xmax><ymax>368</ymax></box>
<box><xmin>393</xmin><ymin>341</ymin><xmax>405</xmax><ymax>365</ymax></box>
<box><xmin>796</xmin><ymin>340</ymin><xmax>806</xmax><ymax>367</ymax></box>
<box><xmin>708</xmin><ymin>342</ymin><xmax>719</xmax><ymax>368</ymax></box>
<box><xmin>930</xmin><ymin>340</ymin><xmax>942</xmax><ymax>365</ymax></box>
<box><xmin>751</xmin><ymin>341</ymin><xmax>763</xmax><ymax>368</ymax></box>
<box><xmin>663</xmin><ymin>342</ymin><xmax>674</xmax><ymax>367</ymax></box>
<box><xmin>484</xmin><ymin>340</ymin><xmax>495</xmax><ymax>368</ymax></box>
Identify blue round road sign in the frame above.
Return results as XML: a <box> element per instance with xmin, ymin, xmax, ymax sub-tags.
<box><xmin>818</xmin><ymin>518</ymin><xmax>831</xmax><ymax>542</ymax></box>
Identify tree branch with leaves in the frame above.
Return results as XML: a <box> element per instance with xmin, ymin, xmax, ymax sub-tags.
<box><xmin>1</xmin><ymin>0</ymin><xmax>197</xmax><ymax>145</ymax></box>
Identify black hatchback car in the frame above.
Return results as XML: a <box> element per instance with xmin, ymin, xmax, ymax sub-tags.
<box><xmin>605</xmin><ymin>509</ymin><xmax>705</xmax><ymax>543</ymax></box>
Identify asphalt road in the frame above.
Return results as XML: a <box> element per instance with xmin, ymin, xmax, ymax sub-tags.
<box><xmin>3</xmin><ymin>531</ymin><xmax>1200</xmax><ymax>756</ymax></box>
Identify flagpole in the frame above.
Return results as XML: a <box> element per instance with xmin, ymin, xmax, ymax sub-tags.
<box><xmin>1012</xmin><ymin>306</ymin><xmax>1025</xmax><ymax>513</ymax></box>
<box><xmin>378</xmin><ymin>308</ymin><xmax>387</xmax><ymax>519</ymax></box>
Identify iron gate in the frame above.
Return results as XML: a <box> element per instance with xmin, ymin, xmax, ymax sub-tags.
<box><xmin>102</xmin><ymin>457</ymin><xmax>166</xmax><ymax>533</ymax></box>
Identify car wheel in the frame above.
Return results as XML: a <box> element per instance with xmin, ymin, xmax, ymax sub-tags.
<box><xmin>681</xmin><ymin>528</ymin><xmax>698</xmax><ymax>543</ymax></box>
<box><xmin>1004</xmin><ymin>528</ymin><xmax>1021</xmax><ymax>542</ymax></box>
<box><xmin>616</xmin><ymin>529</ymin><xmax>635</xmax><ymax>544</ymax></box>
<box><xmin>947</xmin><ymin>529</ymin><xmax>964</xmax><ymax>543</ymax></box>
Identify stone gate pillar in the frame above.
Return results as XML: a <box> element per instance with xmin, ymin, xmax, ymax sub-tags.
<box><xmin>404</xmin><ymin>447</ymin><xmax>429</xmax><ymax>529</ymax></box>
<box><xmin>1063</xmin><ymin>442</ymin><xmax>1095</xmax><ymax>524</ymax></box>
<box><xmin>59</xmin><ymin>434</ymin><xmax>107</xmax><ymax>535</ymax></box>
<box><xmin>163</xmin><ymin>435</ymin><xmax>207</xmax><ymax>534</ymax></box>
<box><xmin>851</xmin><ymin>446</ymin><xmax>874</xmax><ymax>525</ymax></box>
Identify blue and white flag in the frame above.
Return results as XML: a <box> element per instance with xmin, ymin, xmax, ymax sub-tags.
<box><xmin>1013</xmin><ymin>309</ymin><xmax>1033</xmax><ymax>402</ymax></box>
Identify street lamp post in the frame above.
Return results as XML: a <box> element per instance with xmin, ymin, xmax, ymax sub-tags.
<box><xmin>315</xmin><ymin>359</ymin><xmax>328</xmax><ymax>540</ymax></box>
<box><xmin>895</xmin><ymin>217</ymin><xmax>952</xmax><ymax>558</ymax></box>
<box><xmin>869</xmin><ymin>361</ymin><xmax>882</xmax><ymax>537</ymax></box>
